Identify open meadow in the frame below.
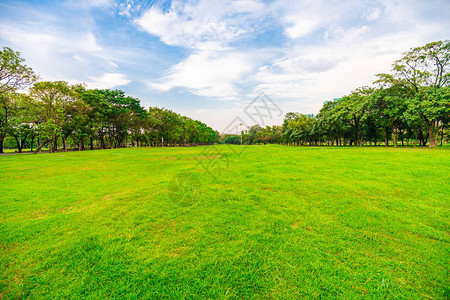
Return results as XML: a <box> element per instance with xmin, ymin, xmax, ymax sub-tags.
<box><xmin>1</xmin><ymin>145</ymin><xmax>449</xmax><ymax>299</ymax></box>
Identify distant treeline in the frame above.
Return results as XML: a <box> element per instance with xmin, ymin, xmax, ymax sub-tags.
<box><xmin>1</xmin><ymin>40</ymin><xmax>449</xmax><ymax>153</ymax></box>
<box><xmin>223</xmin><ymin>40</ymin><xmax>449</xmax><ymax>147</ymax></box>
<box><xmin>1</xmin><ymin>85</ymin><xmax>217</xmax><ymax>153</ymax></box>
<box><xmin>0</xmin><ymin>48</ymin><xmax>217</xmax><ymax>153</ymax></box>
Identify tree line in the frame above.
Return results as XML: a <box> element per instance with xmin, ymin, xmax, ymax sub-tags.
<box><xmin>223</xmin><ymin>40</ymin><xmax>449</xmax><ymax>147</ymax></box>
<box><xmin>1</xmin><ymin>40</ymin><xmax>448</xmax><ymax>153</ymax></box>
<box><xmin>0</xmin><ymin>48</ymin><xmax>217</xmax><ymax>153</ymax></box>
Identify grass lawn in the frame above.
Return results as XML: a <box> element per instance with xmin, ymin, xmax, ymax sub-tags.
<box><xmin>2</xmin><ymin>148</ymin><xmax>49</xmax><ymax>154</ymax></box>
<box><xmin>0</xmin><ymin>145</ymin><xmax>449</xmax><ymax>299</ymax></box>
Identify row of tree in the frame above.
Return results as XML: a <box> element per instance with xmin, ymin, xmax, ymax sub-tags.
<box><xmin>0</xmin><ymin>48</ymin><xmax>217</xmax><ymax>153</ymax></box>
<box><xmin>223</xmin><ymin>40</ymin><xmax>449</xmax><ymax>147</ymax></box>
<box><xmin>1</xmin><ymin>40</ymin><xmax>448</xmax><ymax>153</ymax></box>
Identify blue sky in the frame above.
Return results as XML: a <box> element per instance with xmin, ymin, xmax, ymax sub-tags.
<box><xmin>1</xmin><ymin>0</ymin><xmax>449</xmax><ymax>130</ymax></box>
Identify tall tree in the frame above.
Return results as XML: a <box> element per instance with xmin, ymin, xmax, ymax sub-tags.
<box><xmin>29</xmin><ymin>81</ymin><xmax>75</xmax><ymax>153</ymax></box>
<box><xmin>335</xmin><ymin>87</ymin><xmax>372</xmax><ymax>146</ymax></box>
<box><xmin>367</xmin><ymin>84</ymin><xmax>408</xmax><ymax>147</ymax></box>
<box><xmin>5</xmin><ymin>93</ymin><xmax>34</xmax><ymax>152</ymax></box>
<box><xmin>0</xmin><ymin>47</ymin><xmax>37</xmax><ymax>152</ymax></box>
<box><xmin>381</xmin><ymin>40</ymin><xmax>449</xmax><ymax>147</ymax></box>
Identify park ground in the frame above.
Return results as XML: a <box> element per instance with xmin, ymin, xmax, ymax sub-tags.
<box><xmin>0</xmin><ymin>145</ymin><xmax>449</xmax><ymax>298</ymax></box>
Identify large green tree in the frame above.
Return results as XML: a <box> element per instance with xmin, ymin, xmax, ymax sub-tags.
<box><xmin>0</xmin><ymin>47</ymin><xmax>37</xmax><ymax>152</ymax></box>
<box><xmin>5</xmin><ymin>93</ymin><xmax>35</xmax><ymax>152</ymax></box>
<box><xmin>29</xmin><ymin>81</ymin><xmax>75</xmax><ymax>153</ymax></box>
<box><xmin>379</xmin><ymin>40</ymin><xmax>449</xmax><ymax>147</ymax></box>
<box><xmin>334</xmin><ymin>87</ymin><xmax>372</xmax><ymax>146</ymax></box>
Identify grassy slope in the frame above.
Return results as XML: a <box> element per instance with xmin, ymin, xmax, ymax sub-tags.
<box><xmin>0</xmin><ymin>145</ymin><xmax>449</xmax><ymax>299</ymax></box>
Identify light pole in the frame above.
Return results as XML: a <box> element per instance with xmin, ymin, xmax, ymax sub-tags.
<box><xmin>239</xmin><ymin>123</ymin><xmax>243</xmax><ymax>147</ymax></box>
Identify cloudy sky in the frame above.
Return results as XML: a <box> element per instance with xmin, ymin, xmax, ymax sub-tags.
<box><xmin>1</xmin><ymin>0</ymin><xmax>449</xmax><ymax>130</ymax></box>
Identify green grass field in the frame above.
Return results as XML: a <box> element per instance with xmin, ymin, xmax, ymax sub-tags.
<box><xmin>1</xmin><ymin>145</ymin><xmax>449</xmax><ymax>299</ymax></box>
<box><xmin>2</xmin><ymin>148</ymin><xmax>49</xmax><ymax>154</ymax></box>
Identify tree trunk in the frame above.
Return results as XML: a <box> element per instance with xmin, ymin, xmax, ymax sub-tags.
<box><xmin>393</xmin><ymin>126</ymin><xmax>398</xmax><ymax>148</ymax></box>
<box><xmin>30</xmin><ymin>135</ymin><xmax>34</xmax><ymax>152</ymax></box>
<box><xmin>428</xmin><ymin>126</ymin><xmax>437</xmax><ymax>147</ymax></box>
<box><xmin>90</xmin><ymin>138</ymin><xmax>94</xmax><ymax>150</ymax></box>
<box><xmin>48</xmin><ymin>141</ymin><xmax>53</xmax><ymax>153</ymax></box>
<box><xmin>422</xmin><ymin>130</ymin><xmax>428</xmax><ymax>147</ymax></box>
<box><xmin>13</xmin><ymin>131</ymin><xmax>29</xmax><ymax>153</ymax></box>
<box><xmin>0</xmin><ymin>107</ymin><xmax>8</xmax><ymax>154</ymax></box>
<box><xmin>63</xmin><ymin>137</ymin><xmax>68</xmax><ymax>152</ymax></box>
<box><xmin>425</xmin><ymin>120</ymin><xmax>437</xmax><ymax>147</ymax></box>
<box><xmin>34</xmin><ymin>143</ymin><xmax>46</xmax><ymax>154</ymax></box>
<box><xmin>13</xmin><ymin>135</ymin><xmax>23</xmax><ymax>153</ymax></box>
<box><xmin>385</xmin><ymin>128</ymin><xmax>389</xmax><ymax>147</ymax></box>
<box><xmin>0</xmin><ymin>134</ymin><xmax>4</xmax><ymax>153</ymax></box>
<box><xmin>34</xmin><ymin>139</ymin><xmax>51</xmax><ymax>154</ymax></box>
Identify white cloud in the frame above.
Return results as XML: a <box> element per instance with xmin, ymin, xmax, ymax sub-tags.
<box><xmin>231</xmin><ymin>0</ymin><xmax>265</xmax><ymax>13</ymax></box>
<box><xmin>271</xmin><ymin>1</ymin><xmax>381</xmax><ymax>40</ymax></box>
<box><xmin>0</xmin><ymin>22</ymin><xmax>131</xmax><ymax>88</ymax></box>
<box><xmin>135</xmin><ymin>0</ymin><xmax>449</xmax><ymax>124</ymax></box>
<box><xmin>252</xmin><ymin>20</ymin><xmax>448</xmax><ymax>115</ymax></box>
<box><xmin>66</xmin><ymin>0</ymin><xmax>112</xmax><ymax>9</ymax></box>
<box><xmin>272</xmin><ymin>0</ymin><xmax>342</xmax><ymax>39</ymax></box>
<box><xmin>366</xmin><ymin>8</ymin><xmax>381</xmax><ymax>21</ymax></box>
<box><xmin>134</xmin><ymin>0</ymin><xmax>271</xmax><ymax>100</ymax></box>
<box><xmin>86</xmin><ymin>72</ymin><xmax>131</xmax><ymax>89</ymax></box>
<box><xmin>134</xmin><ymin>0</ymin><xmax>266</xmax><ymax>49</ymax></box>
<box><xmin>145</xmin><ymin>82</ymin><xmax>173</xmax><ymax>92</ymax></box>
<box><xmin>284</xmin><ymin>17</ymin><xmax>321</xmax><ymax>39</ymax></box>
<box><xmin>146</xmin><ymin>50</ymin><xmax>259</xmax><ymax>99</ymax></box>
<box><xmin>4</xmin><ymin>0</ymin><xmax>449</xmax><ymax>130</ymax></box>
<box><xmin>380</xmin><ymin>0</ymin><xmax>427</xmax><ymax>24</ymax></box>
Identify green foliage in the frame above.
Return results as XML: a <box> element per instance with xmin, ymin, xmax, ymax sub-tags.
<box><xmin>0</xmin><ymin>46</ymin><xmax>38</xmax><ymax>94</ymax></box>
<box><xmin>225</xmin><ymin>134</ymin><xmax>241</xmax><ymax>144</ymax></box>
<box><xmin>284</xmin><ymin>113</ymin><xmax>314</xmax><ymax>145</ymax></box>
<box><xmin>383</xmin><ymin>40</ymin><xmax>449</xmax><ymax>146</ymax></box>
<box><xmin>0</xmin><ymin>47</ymin><xmax>217</xmax><ymax>153</ymax></box>
<box><xmin>226</xmin><ymin>40</ymin><xmax>450</xmax><ymax>148</ymax></box>
<box><xmin>1</xmin><ymin>83</ymin><xmax>217</xmax><ymax>152</ymax></box>
<box><xmin>2</xmin><ymin>40</ymin><xmax>449</xmax><ymax>151</ymax></box>
<box><xmin>0</xmin><ymin>47</ymin><xmax>37</xmax><ymax>153</ymax></box>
